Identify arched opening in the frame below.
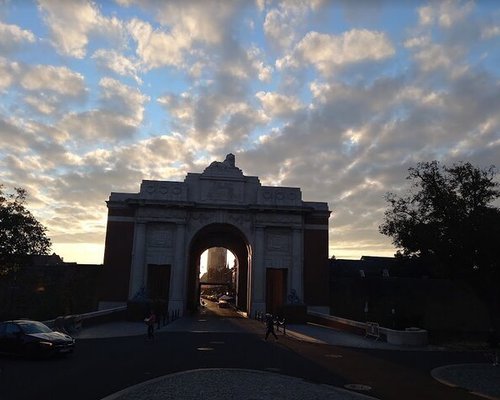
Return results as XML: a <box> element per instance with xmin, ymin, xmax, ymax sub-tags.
<box><xmin>187</xmin><ymin>223</ymin><xmax>249</xmax><ymax>314</ymax></box>
<box><xmin>199</xmin><ymin>247</ymin><xmax>237</xmax><ymax>308</ymax></box>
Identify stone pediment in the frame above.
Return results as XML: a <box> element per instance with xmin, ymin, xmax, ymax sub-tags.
<box><xmin>201</xmin><ymin>153</ymin><xmax>244</xmax><ymax>179</ymax></box>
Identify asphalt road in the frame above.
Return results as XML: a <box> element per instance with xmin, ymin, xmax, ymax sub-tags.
<box><xmin>0</xmin><ymin>305</ymin><xmax>489</xmax><ymax>400</ymax></box>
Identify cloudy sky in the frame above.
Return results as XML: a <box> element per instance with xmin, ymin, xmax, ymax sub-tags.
<box><xmin>1</xmin><ymin>0</ymin><xmax>499</xmax><ymax>264</ymax></box>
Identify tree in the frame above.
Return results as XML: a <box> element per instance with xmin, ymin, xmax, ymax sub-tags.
<box><xmin>0</xmin><ymin>185</ymin><xmax>51</xmax><ymax>275</ymax></box>
<box><xmin>379</xmin><ymin>161</ymin><xmax>500</xmax><ymax>278</ymax></box>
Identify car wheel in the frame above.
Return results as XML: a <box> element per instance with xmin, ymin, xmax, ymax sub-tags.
<box><xmin>24</xmin><ymin>343</ymin><xmax>38</xmax><ymax>359</ymax></box>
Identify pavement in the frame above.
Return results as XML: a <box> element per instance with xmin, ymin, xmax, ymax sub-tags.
<box><xmin>72</xmin><ymin>310</ymin><xmax>500</xmax><ymax>400</ymax></box>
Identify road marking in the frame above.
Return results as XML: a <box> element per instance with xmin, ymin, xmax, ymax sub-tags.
<box><xmin>196</xmin><ymin>347</ymin><xmax>214</xmax><ymax>351</ymax></box>
<box><xmin>325</xmin><ymin>354</ymin><xmax>343</xmax><ymax>358</ymax></box>
<box><xmin>344</xmin><ymin>384</ymin><xmax>372</xmax><ymax>391</ymax></box>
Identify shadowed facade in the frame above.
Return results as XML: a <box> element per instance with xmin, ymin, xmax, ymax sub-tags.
<box><xmin>100</xmin><ymin>154</ymin><xmax>331</xmax><ymax>316</ymax></box>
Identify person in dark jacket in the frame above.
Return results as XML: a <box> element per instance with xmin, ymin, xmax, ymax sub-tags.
<box><xmin>145</xmin><ymin>310</ymin><xmax>156</xmax><ymax>340</ymax></box>
<box><xmin>265</xmin><ymin>313</ymin><xmax>278</xmax><ymax>341</ymax></box>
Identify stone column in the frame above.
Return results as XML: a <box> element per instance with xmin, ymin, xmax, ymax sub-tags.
<box><xmin>129</xmin><ymin>222</ymin><xmax>146</xmax><ymax>300</ymax></box>
<box><xmin>291</xmin><ymin>227</ymin><xmax>303</xmax><ymax>301</ymax></box>
<box><xmin>169</xmin><ymin>222</ymin><xmax>186</xmax><ymax>314</ymax></box>
<box><xmin>251</xmin><ymin>226</ymin><xmax>266</xmax><ymax>315</ymax></box>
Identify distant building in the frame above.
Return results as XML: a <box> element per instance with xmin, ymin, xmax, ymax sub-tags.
<box><xmin>207</xmin><ymin>247</ymin><xmax>227</xmax><ymax>270</ymax></box>
<box><xmin>330</xmin><ymin>255</ymin><xmax>431</xmax><ymax>279</ymax></box>
<box><xmin>205</xmin><ymin>247</ymin><xmax>230</xmax><ymax>284</ymax></box>
<box><xmin>330</xmin><ymin>256</ymin><xmax>396</xmax><ymax>278</ymax></box>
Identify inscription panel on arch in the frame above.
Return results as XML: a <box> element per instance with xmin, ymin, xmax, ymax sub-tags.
<box><xmin>140</xmin><ymin>181</ymin><xmax>187</xmax><ymax>201</ymax></box>
<box><xmin>146</xmin><ymin>223</ymin><xmax>175</xmax><ymax>248</ymax></box>
<box><xmin>200</xmin><ymin>180</ymin><xmax>244</xmax><ymax>204</ymax></box>
<box><xmin>258</xmin><ymin>187</ymin><xmax>302</xmax><ymax>206</ymax></box>
<box><xmin>146</xmin><ymin>224</ymin><xmax>175</xmax><ymax>266</ymax></box>
<box><xmin>264</xmin><ymin>228</ymin><xmax>292</xmax><ymax>266</ymax></box>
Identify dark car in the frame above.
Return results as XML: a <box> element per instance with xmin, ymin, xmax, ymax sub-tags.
<box><xmin>0</xmin><ymin>320</ymin><xmax>75</xmax><ymax>358</ymax></box>
<box><xmin>217</xmin><ymin>299</ymin><xmax>230</xmax><ymax>308</ymax></box>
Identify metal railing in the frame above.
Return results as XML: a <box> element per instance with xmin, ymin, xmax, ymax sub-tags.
<box><xmin>365</xmin><ymin>321</ymin><xmax>380</xmax><ymax>340</ymax></box>
<box><xmin>44</xmin><ymin>306</ymin><xmax>181</xmax><ymax>334</ymax></box>
<box><xmin>157</xmin><ymin>309</ymin><xmax>180</xmax><ymax>328</ymax></box>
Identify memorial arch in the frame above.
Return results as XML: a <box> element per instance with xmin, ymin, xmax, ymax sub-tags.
<box><xmin>100</xmin><ymin>154</ymin><xmax>331</xmax><ymax>316</ymax></box>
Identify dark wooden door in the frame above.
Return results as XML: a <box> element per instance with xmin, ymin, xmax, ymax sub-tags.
<box><xmin>147</xmin><ymin>264</ymin><xmax>171</xmax><ymax>302</ymax></box>
<box><xmin>266</xmin><ymin>268</ymin><xmax>287</xmax><ymax>315</ymax></box>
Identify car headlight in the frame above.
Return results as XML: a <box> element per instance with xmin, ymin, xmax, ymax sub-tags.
<box><xmin>39</xmin><ymin>341</ymin><xmax>53</xmax><ymax>347</ymax></box>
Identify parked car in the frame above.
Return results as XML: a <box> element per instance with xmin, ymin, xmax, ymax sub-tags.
<box><xmin>0</xmin><ymin>320</ymin><xmax>75</xmax><ymax>358</ymax></box>
<box><xmin>217</xmin><ymin>299</ymin><xmax>230</xmax><ymax>308</ymax></box>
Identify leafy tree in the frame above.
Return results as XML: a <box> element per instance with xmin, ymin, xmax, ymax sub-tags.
<box><xmin>379</xmin><ymin>161</ymin><xmax>500</xmax><ymax>278</ymax></box>
<box><xmin>0</xmin><ymin>185</ymin><xmax>51</xmax><ymax>275</ymax></box>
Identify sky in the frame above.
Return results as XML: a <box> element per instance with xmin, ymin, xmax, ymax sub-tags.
<box><xmin>1</xmin><ymin>0</ymin><xmax>499</xmax><ymax>265</ymax></box>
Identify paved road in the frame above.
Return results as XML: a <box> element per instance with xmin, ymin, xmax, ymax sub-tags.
<box><xmin>0</xmin><ymin>305</ymin><xmax>495</xmax><ymax>400</ymax></box>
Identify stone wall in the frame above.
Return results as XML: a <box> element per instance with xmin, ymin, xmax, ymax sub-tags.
<box><xmin>330</xmin><ymin>277</ymin><xmax>491</xmax><ymax>339</ymax></box>
<box><xmin>0</xmin><ymin>264</ymin><xmax>101</xmax><ymax>321</ymax></box>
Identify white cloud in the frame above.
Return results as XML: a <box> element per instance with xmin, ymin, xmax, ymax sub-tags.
<box><xmin>0</xmin><ymin>57</ymin><xmax>20</xmax><ymax>90</ymax></box>
<box><xmin>57</xmin><ymin>110</ymin><xmax>136</xmax><ymax>142</ymax></box>
<box><xmin>263</xmin><ymin>2</ymin><xmax>310</xmax><ymax>53</ymax></box>
<box><xmin>20</xmin><ymin>65</ymin><xmax>86</xmax><ymax>97</ymax></box>
<box><xmin>56</xmin><ymin>78</ymin><xmax>149</xmax><ymax>142</ymax></box>
<box><xmin>38</xmin><ymin>0</ymin><xmax>125</xmax><ymax>58</ymax></box>
<box><xmin>437</xmin><ymin>0</ymin><xmax>474</xmax><ymax>28</ymax></box>
<box><xmin>0</xmin><ymin>60</ymin><xmax>86</xmax><ymax>115</ymax></box>
<box><xmin>0</xmin><ymin>116</ymin><xmax>31</xmax><ymax>151</ymax></box>
<box><xmin>418</xmin><ymin>5</ymin><xmax>434</xmax><ymax>26</ymax></box>
<box><xmin>481</xmin><ymin>25</ymin><xmax>500</xmax><ymax>39</ymax></box>
<box><xmin>0</xmin><ymin>21</ymin><xmax>35</xmax><ymax>53</ymax></box>
<box><xmin>157</xmin><ymin>92</ymin><xmax>193</xmax><ymax>123</ymax></box>
<box><xmin>256</xmin><ymin>91</ymin><xmax>302</xmax><ymax>118</ymax></box>
<box><xmin>98</xmin><ymin>77</ymin><xmax>149</xmax><ymax>124</ymax></box>
<box><xmin>24</xmin><ymin>94</ymin><xmax>58</xmax><ymax>115</ymax></box>
<box><xmin>417</xmin><ymin>0</ymin><xmax>474</xmax><ymax>28</ymax></box>
<box><xmin>127</xmin><ymin>18</ymin><xmax>188</xmax><ymax>70</ymax></box>
<box><xmin>412</xmin><ymin>42</ymin><xmax>466</xmax><ymax>74</ymax></box>
<box><xmin>247</xmin><ymin>45</ymin><xmax>273</xmax><ymax>82</ymax></box>
<box><xmin>278</xmin><ymin>29</ymin><xmax>395</xmax><ymax>75</ymax></box>
<box><xmin>403</xmin><ymin>35</ymin><xmax>431</xmax><ymax>49</ymax></box>
<box><xmin>158</xmin><ymin>88</ymin><xmax>267</xmax><ymax>153</ymax></box>
<box><xmin>91</xmin><ymin>49</ymin><xmax>142</xmax><ymax>83</ymax></box>
<box><xmin>124</xmin><ymin>1</ymin><xmax>240</xmax><ymax>71</ymax></box>
<box><xmin>152</xmin><ymin>1</ymin><xmax>232</xmax><ymax>45</ymax></box>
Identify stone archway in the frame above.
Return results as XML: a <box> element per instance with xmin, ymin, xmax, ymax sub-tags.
<box><xmin>187</xmin><ymin>223</ymin><xmax>250</xmax><ymax>313</ymax></box>
<box><xmin>101</xmin><ymin>154</ymin><xmax>331</xmax><ymax>317</ymax></box>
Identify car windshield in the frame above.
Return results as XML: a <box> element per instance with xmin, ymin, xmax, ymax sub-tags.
<box><xmin>19</xmin><ymin>321</ymin><xmax>53</xmax><ymax>334</ymax></box>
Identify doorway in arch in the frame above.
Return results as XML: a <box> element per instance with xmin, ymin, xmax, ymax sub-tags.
<box><xmin>187</xmin><ymin>223</ymin><xmax>250</xmax><ymax>313</ymax></box>
<box><xmin>266</xmin><ymin>268</ymin><xmax>287</xmax><ymax>315</ymax></box>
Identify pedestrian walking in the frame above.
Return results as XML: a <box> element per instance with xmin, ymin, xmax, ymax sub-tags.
<box><xmin>265</xmin><ymin>313</ymin><xmax>278</xmax><ymax>341</ymax></box>
<box><xmin>145</xmin><ymin>310</ymin><xmax>156</xmax><ymax>340</ymax></box>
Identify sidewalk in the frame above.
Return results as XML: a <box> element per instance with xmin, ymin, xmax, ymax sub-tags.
<box><xmin>285</xmin><ymin>322</ymin><xmax>434</xmax><ymax>350</ymax></box>
<box><xmin>73</xmin><ymin>316</ymin><xmax>500</xmax><ymax>400</ymax></box>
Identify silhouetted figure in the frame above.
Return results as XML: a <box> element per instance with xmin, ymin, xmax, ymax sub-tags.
<box><xmin>145</xmin><ymin>310</ymin><xmax>156</xmax><ymax>340</ymax></box>
<box><xmin>265</xmin><ymin>313</ymin><xmax>278</xmax><ymax>341</ymax></box>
